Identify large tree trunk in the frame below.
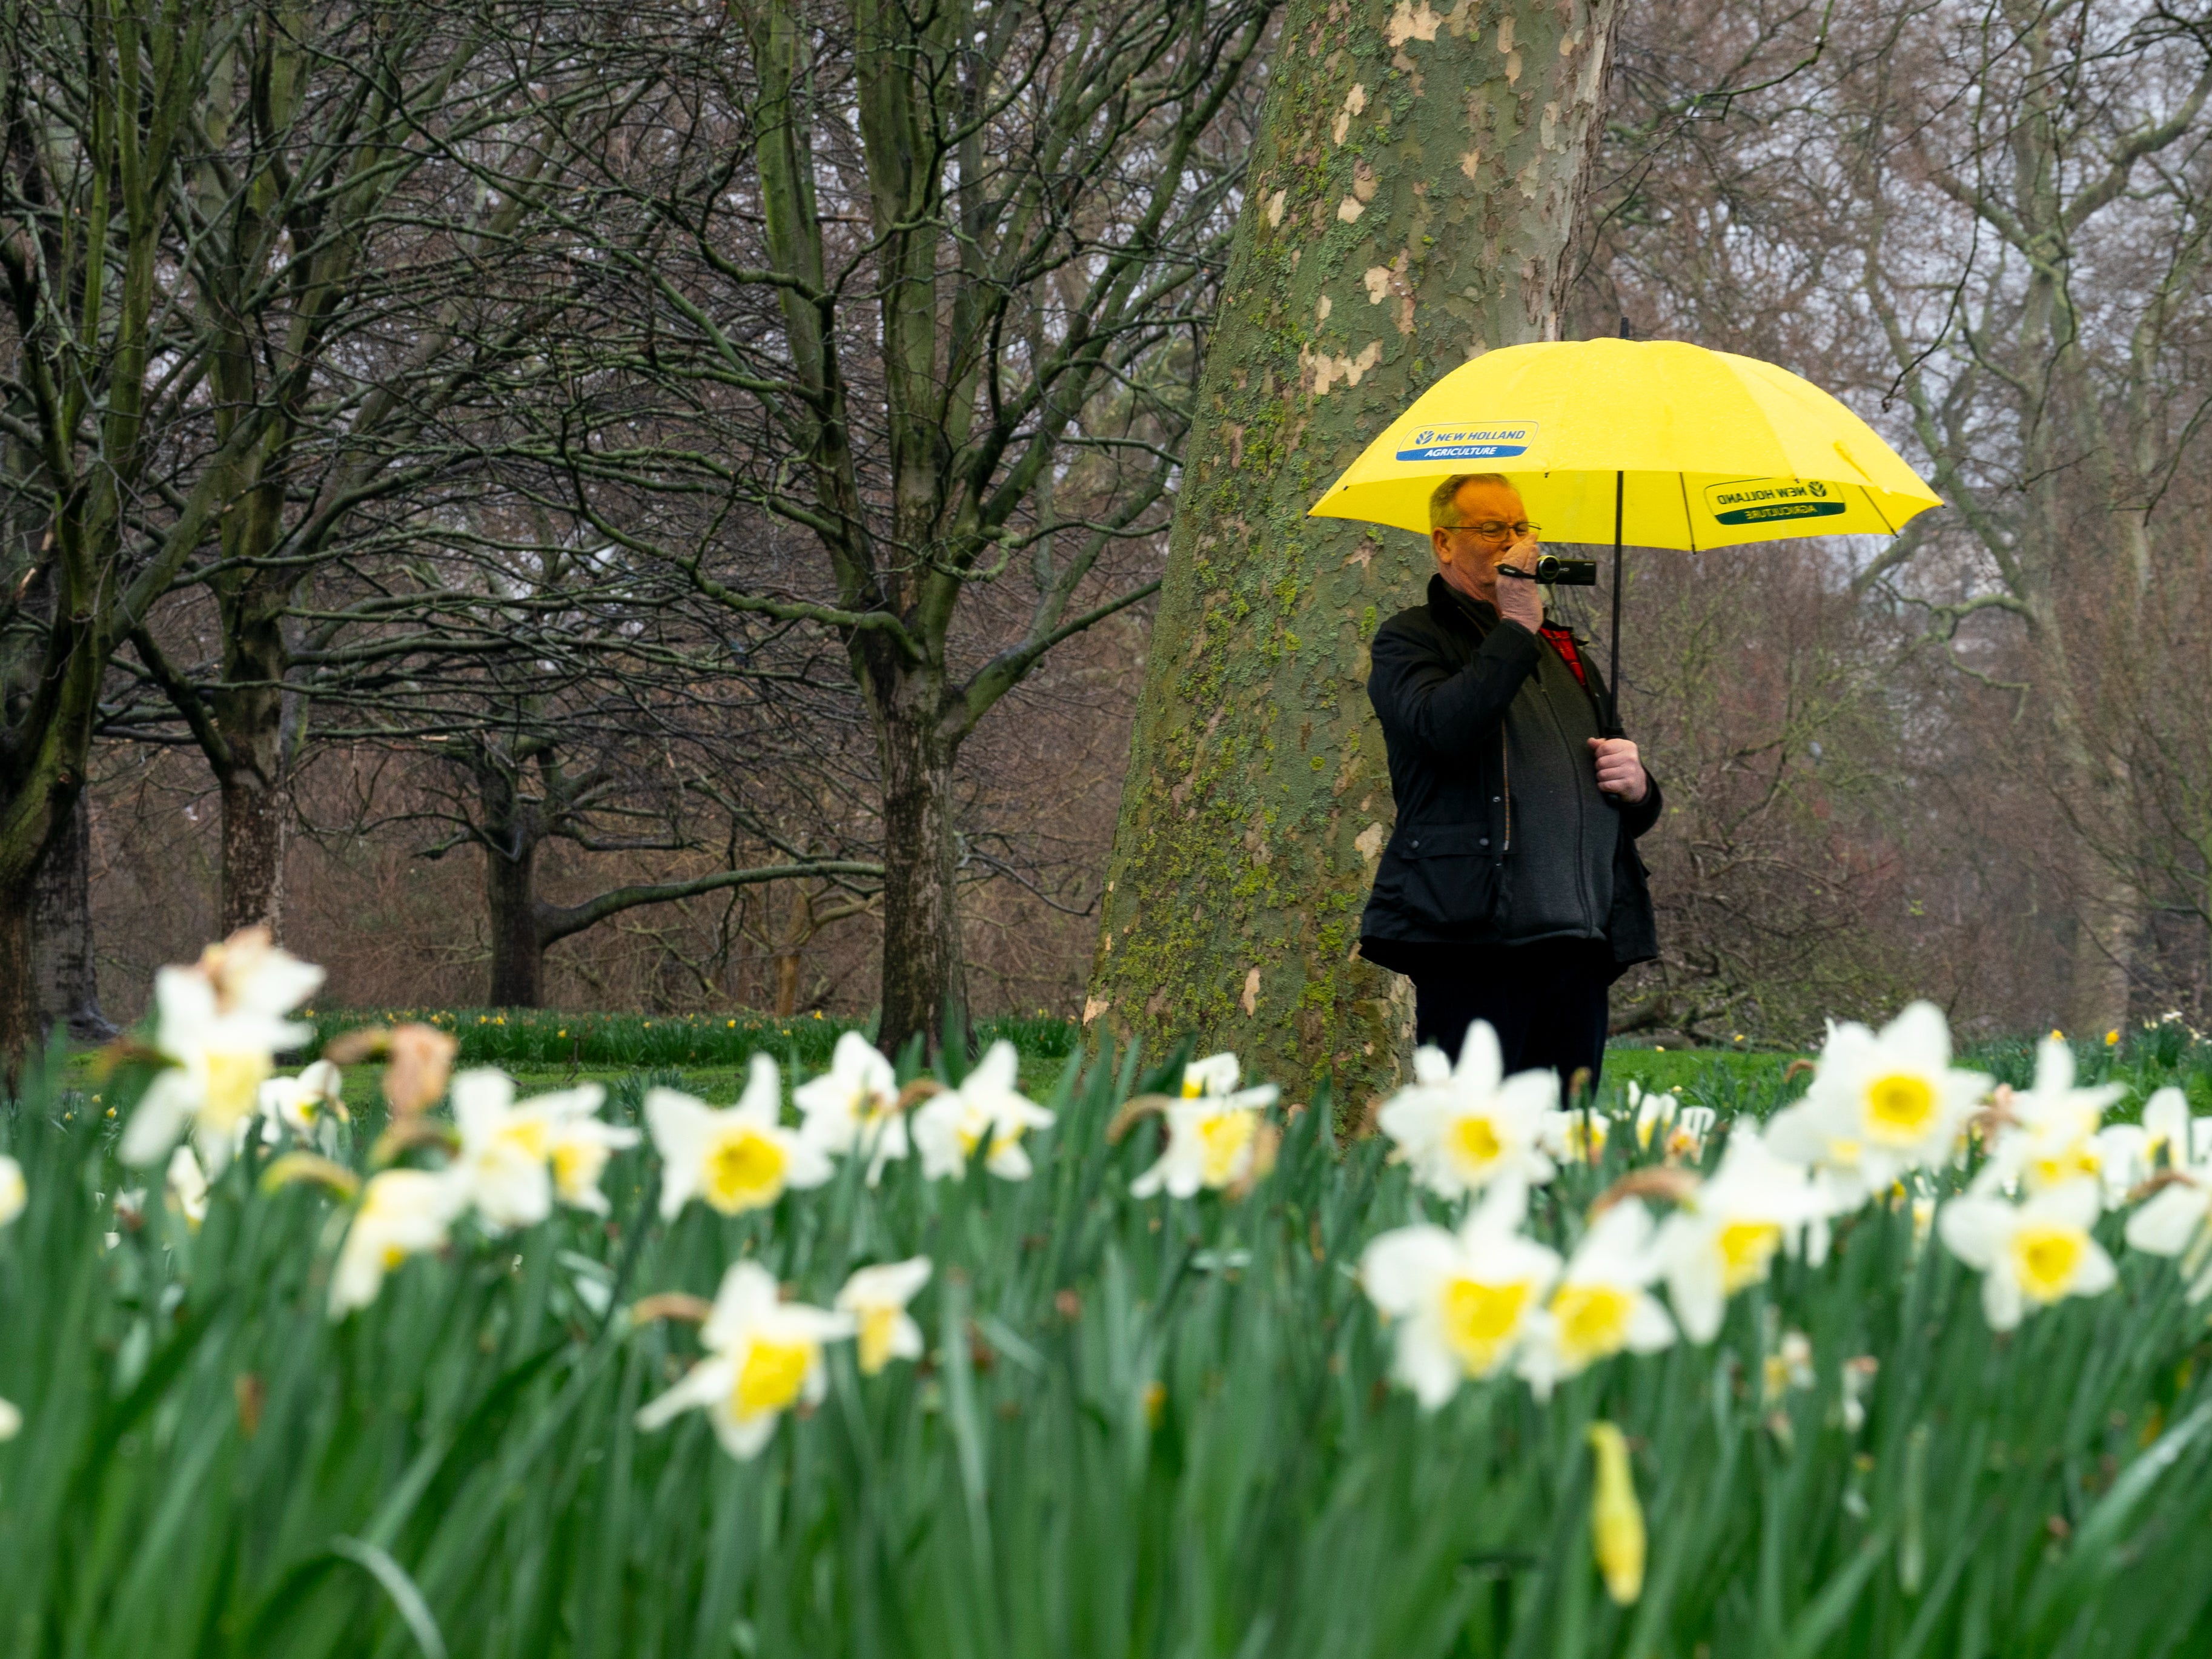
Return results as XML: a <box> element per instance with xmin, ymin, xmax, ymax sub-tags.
<box><xmin>773</xmin><ymin>882</ymin><xmax>814</xmax><ymax>1018</ymax></box>
<box><xmin>1090</xmin><ymin>0</ymin><xmax>1625</xmax><ymax>1105</ymax></box>
<box><xmin>31</xmin><ymin>789</ymin><xmax>113</xmax><ymax>1041</ymax></box>
<box><xmin>2069</xmin><ymin>856</ymin><xmax>2136</xmax><ymax>1038</ymax></box>
<box><xmin>0</xmin><ymin>866</ymin><xmax>39</xmax><ymax>1073</ymax></box>
<box><xmin>876</xmin><ymin>703</ymin><xmax>969</xmax><ymax>1058</ymax></box>
<box><xmin>2019</xmin><ymin>537</ymin><xmax>2142</xmax><ymax>1036</ymax></box>
<box><xmin>485</xmin><ymin>832</ymin><xmax>547</xmax><ymax>1008</ymax></box>
<box><xmin>209</xmin><ymin>552</ymin><xmax>296</xmax><ymax>936</ymax></box>
<box><xmin>219</xmin><ymin>770</ymin><xmax>288</xmax><ymax>938</ymax></box>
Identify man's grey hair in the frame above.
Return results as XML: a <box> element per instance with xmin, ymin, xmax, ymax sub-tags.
<box><xmin>1428</xmin><ymin>472</ymin><xmax>1514</xmax><ymax>531</ymax></box>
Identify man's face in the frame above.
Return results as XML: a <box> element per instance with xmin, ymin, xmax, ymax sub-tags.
<box><xmin>1431</xmin><ymin>481</ymin><xmax>1534</xmax><ymax>605</ymax></box>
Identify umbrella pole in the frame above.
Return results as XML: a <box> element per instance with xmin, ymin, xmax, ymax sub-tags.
<box><xmin>1608</xmin><ymin>469</ymin><xmax>1624</xmax><ymax>736</ymax></box>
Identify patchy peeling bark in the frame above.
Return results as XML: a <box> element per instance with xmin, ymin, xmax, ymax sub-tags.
<box><xmin>1090</xmin><ymin>0</ymin><xmax>1624</xmax><ymax>1105</ymax></box>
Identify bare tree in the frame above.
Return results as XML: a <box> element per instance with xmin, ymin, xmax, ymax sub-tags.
<box><xmin>0</xmin><ymin>0</ymin><xmax>654</xmax><ymax>1052</ymax></box>
<box><xmin>0</xmin><ymin>0</ymin><xmax>288</xmax><ymax>1055</ymax></box>
<box><xmin>260</xmin><ymin>497</ymin><xmax>882</xmax><ymax>1007</ymax></box>
<box><xmin>1577</xmin><ymin>0</ymin><xmax>2212</xmax><ymax>1037</ymax></box>
<box><xmin>502</xmin><ymin>0</ymin><xmax>1275</xmax><ymax>1052</ymax></box>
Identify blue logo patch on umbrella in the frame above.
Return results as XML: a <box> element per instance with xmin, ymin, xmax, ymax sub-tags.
<box><xmin>1703</xmin><ymin>477</ymin><xmax>1847</xmax><ymax>526</ymax></box>
<box><xmin>1394</xmin><ymin>422</ymin><xmax>1537</xmax><ymax>461</ymax></box>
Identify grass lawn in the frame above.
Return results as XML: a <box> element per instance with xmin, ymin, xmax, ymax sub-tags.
<box><xmin>65</xmin><ymin>1005</ymin><xmax>2212</xmax><ymax>1131</ymax></box>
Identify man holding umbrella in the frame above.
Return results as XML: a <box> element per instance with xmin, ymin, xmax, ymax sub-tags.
<box><xmin>1316</xmin><ymin>336</ymin><xmax>1941</xmax><ymax>1089</ymax></box>
<box><xmin>1356</xmin><ymin>472</ymin><xmax>1660</xmax><ymax>1091</ymax></box>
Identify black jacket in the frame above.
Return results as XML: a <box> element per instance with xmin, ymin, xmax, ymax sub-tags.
<box><xmin>1359</xmin><ymin>575</ymin><xmax>1662</xmax><ymax>975</ymax></box>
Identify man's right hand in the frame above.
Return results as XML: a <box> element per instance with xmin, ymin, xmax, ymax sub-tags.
<box><xmin>1492</xmin><ymin>536</ymin><xmax>1544</xmax><ymax>632</ymax></box>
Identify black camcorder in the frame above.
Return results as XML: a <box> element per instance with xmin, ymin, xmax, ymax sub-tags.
<box><xmin>1495</xmin><ymin>554</ymin><xmax>1599</xmax><ymax>586</ymax></box>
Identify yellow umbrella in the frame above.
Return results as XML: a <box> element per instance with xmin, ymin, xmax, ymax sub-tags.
<box><xmin>1310</xmin><ymin>337</ymin><xmax>1942</xmax><ymax>727</ymax></box>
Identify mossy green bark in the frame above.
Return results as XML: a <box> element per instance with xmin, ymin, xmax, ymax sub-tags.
<box><xmin>1090</xmin><ymin>0</ymin><xmax>1623</xmax><ymax>1107</ymax></box>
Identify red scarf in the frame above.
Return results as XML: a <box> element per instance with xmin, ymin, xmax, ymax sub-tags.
<box><xmin>1540</xmin><ymin>623</ymin><xmax>1589</xmax><ymax>689</ymax></box>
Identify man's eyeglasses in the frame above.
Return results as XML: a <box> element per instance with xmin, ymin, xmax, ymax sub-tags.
<box><xmin>1449</xmin><ymin>520</ymin><xmax>1539</xmax><ymax>541</ymax></box>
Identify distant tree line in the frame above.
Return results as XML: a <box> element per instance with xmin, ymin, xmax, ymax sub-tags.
<box><xmin>0</xmin><ymin>0</ymin><xmax>1268</xmax><ymax>1058</ymax></box>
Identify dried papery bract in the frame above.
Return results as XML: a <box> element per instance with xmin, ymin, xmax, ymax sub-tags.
<box><xmin>385</xmin><ymin>1025</ymin><xmax>459</xmax><ymax>1118</ymax></box>
<box><xmin>629</xmin><ymin>1293</ymin><xmax>715</xmax><ymax>1326</ymax></box>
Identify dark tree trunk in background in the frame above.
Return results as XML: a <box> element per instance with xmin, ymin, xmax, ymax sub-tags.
<box><xmin>219</xmin><ymin>770</ymin><xmax>288</xmax><ymax>938</ymax></box>
<box><xmin>209</xmin><ymin>581</ymin><xmax>295</xmax><ymax>937</ymax></box>
<box><xmin>0</xmin><ymin>863</ymin><xmax>39</xmax><ymax>1073</ymax></box>
<box><xmin>485</xmin><ymin>830</ymin><xmax>547</xmax><ymax>1008</ymax></box>
<box><xmin>1091</xmin><ymin>0</ymin><xmax>1627</xmax><ymax>1108</ymax></box>
<box><xmin>31</xmin><ymin>790</ymin><xmax>113</xmax><ymax>1041</ymax></box>
<box><xmin>875</xmin><ymin>703</ymin><xmax>970</xmax><ymax>1059</ymax></box>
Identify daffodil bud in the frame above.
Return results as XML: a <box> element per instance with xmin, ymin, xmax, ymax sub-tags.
<box><xmin>1586</xmin><ymin>1421</ymin><xmax>1645</xmax><ymax>1605</ymax></box>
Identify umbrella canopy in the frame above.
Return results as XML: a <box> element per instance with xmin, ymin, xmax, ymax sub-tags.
<box><xmin>1308</xmin><ymin>336</ymin><xmax>1942</xmax><ymax>734</ymax></box>
<box><xmin>1309</xmin><ymin>338</ymin><xmax>1941</xmax><ymax>549</ymax></box>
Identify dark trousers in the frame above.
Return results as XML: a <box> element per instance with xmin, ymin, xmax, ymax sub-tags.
<box><xmin>1412</xmin><ymin>941</ymin><xmax>1612</xmax><ymax>1098</ymax></box>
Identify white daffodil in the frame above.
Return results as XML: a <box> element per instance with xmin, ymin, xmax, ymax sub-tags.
<box><xmin>2122</xmin><ymin>1128</ymin><xmax>2212</xmax><ymax>1298</ymax></box>
<box><xmin>835</xmin><ymin>1257</ymin><xmax>932</xmax><ymax>1374</ymax></box>
<box><xmin>1762</xmin><ymin>1325</ymin><xmax>1815</xmax><ymax>1404</ymax></box>
<box><xmin>1539</xmin><ymin>1108</ymin><xmax>1609</xmax><ymax>1164</ymax></box>
<box><xmin>1654</xmin><ymin>1125</ymin><xmax>1833</xmax><ymax>1343</ymax></box>
<box><xmin>256</xmin><ymin>1059</ymin><xmax>348</xmax><ymax>1153</ymax></box>
<box><xmin>1764</xmin><ymin>1001</ymin><xmax>1988</xmax><ymax>1199</ymax></box>
<box><xmin>451</xmin><ymin>1071</ymin><xmax>628</xmax><ymax>1231</ymax></box>
<box><xmin>0</xmin><ymin>1154</ymin><xmax>23</xmax><ymax>1227</ymax></box>
<box><xmin>1974</xmin><ymin>1036</ymin><xmax>2129</xmax><ymax>1204</ymax></box>
<box><xmin>635</xmin><ymin>1260</ymin><xmax>853</xmax><ymax>1459</ymax></box>
<box><xmin>1629</xmin><ymin>1081</ymin><xmax>1663</xmax><ymax>1147</ymax></box>
<box><xmin>2141</xmin><ymin>1087</ymin><xmax>2212</xmax><ymax>1170</ymax></box>
<box><xmin>165</xmin><ymin>1145</ymin><xmax>209</xmax><ymax>1227</ymax></box>
<box><xmin>1840</xmin><ymin>1356</ymin><xmax>1879</xmax><ymax>1432</ymax></box>
<box><xmin>1359</xmin><ymin>1179</ymin><xmax>1561</xmax><ymax>1408</ymax></box>
<box><xmin>329</xmin><ymin>1168</ymin><xmax>467</xmax><ymax>1318</ymax></box>
<box><xmin>122</xmin><ymin>931</ymin><xmax>323</xmax><ymax>1173</ymax></box>
<box><xmin>1633</xmin><ymin>1084</ymin><xmax>1714</xmax><ymax>1162</ymax></box>
<box><xmin>0</xmin><ymin>1397</ymin><xmax>19</xmax><ymax>1439</ymax></box>
<box><xmin>794</xmin><ymin>1031</ymin><xmax>906</xmax><ymax>1180</ymax></box>
<box><xmin>1937</xmin><ymin>1178</ymin><xmax>2116</xmax><ymax>1330</ymax></box>
<box><xmin>1668</xmin><ymin>1107</ymin><xmax>1718</xmax><ymax>1162</ymax></box>
<box><xmin>910</xmin><ymin>1042</ymin><xmax>1056</xmax><ymax>1182</ymax></box>
<box><xmin>194</xmin><ymin>927</ymin><xmax>326</xmax><ymax>1019</ymax></box>
<box><xmin>1179</xmin><ymin>1052</ymin><xmax>1248</xmax><ymax>1097</ymax></box>
<box><xmin>646</xmin><ymin>1055</ymin><xmax>832</xmax><ymax>1220</ymax></box>
<box><xmin>545</xmin><ymin>1111</ymin><xmax>641</xmax><ymax>1215</ymax></box>
<box><xmin>1517</xmin><ymin>1200</ymin><xmax>1676</xmax><ymax>1400</ymax></box>
<box><xmin>1131</xmin><ymin>1051</ymin><xmax>1278</xmax><ymax>1198</ymax></box>
<box><xmin>1375</xmin><ymin>1021</ymin><xmax>1557</xmax><ymax>1200</ymax></box>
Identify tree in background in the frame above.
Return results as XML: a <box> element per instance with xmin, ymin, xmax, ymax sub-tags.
<box><xmin>1846</xmin><ymin>2</ymin><xmax>2212</xmax><ymax>1034</ymax></box>
<box><xmin>1586</xmin><ymin>0</ymin><xmax>2212</xmax><ymax>1035</ymax></box>
<box><xmin>246</xmin><ymin>486</ymin><xmax>881</xmax><ymax>1007</ymax></box>
<box><xmin>538</xmin><ymin>0</ymin><xmax>1274</xmax><ymax>1054</ymax></box>
<box><xmin>0</xmin><ymin>0</ymin><xmax>641</xmax><ymax>1051</ymax></box>
<box><xmin>108</xmin><ymin>2</ymin><xmax>671</xmax><ymax>942</ymax></box>
<box><xmin>0</xmin><ymin>0</ymin><xmax>288</xmax><ymax>1056</ymax></box>
<box><xmin>1090</xmin><ymin>0</ymin><xmax>1628</xmax><ymax>1098</ymax></box>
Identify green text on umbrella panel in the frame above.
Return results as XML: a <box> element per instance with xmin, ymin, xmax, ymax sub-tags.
<box><xmin>1703</xmin><ymin>477</ymin><xmax>1847</xmax><ymax>525</ymax></box>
